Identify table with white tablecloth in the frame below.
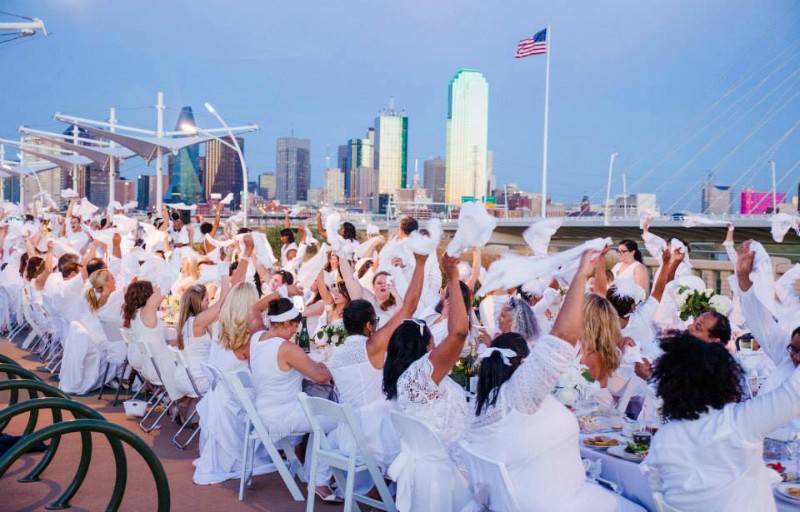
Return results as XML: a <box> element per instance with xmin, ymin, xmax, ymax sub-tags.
<box><xmin>580</xmin><ymin>439</ymin><xmax>800</xmax><ymax>511</ymax></box>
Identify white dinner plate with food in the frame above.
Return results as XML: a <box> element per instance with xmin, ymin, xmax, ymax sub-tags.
<box><xmin>774</xmin><ymin>483</ymin><xmax>800</xmax><ymax>503</ymax></box>
<box><xmin>607</xmin><ymin>444</ymin><xmax>648</xmax><ymax>462</ymax></box>
<box><xmin>582</xmin><ymin>435</ymin><xmax>622</xmax><ymax>450</ymax></box>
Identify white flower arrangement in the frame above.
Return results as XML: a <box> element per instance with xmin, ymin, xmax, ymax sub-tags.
<box><xmin>313</xmin><ymin>324</ymin><xmax>348</xmax><ymax>348</ymax></box>
<box><xmin>676</xmin><ymin>285</ymin><xmax>732</xmax><ymax>321</ymax></box>
<box><xmin>553</xmin><ymin>362</ymin><xmax>600</xmax><ymax>407</ymax></box>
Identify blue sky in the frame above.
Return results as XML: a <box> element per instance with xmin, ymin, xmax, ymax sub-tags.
<box><xmin>2</xmin><ymin>0</ymin><xmax>799</xmax><ymax>212</ymax></box>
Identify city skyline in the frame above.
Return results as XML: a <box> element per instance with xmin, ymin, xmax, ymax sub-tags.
<box><xmin>1</xmin><ymin>1</ymin><xmax>799</xmax><ymax>212</ymax></box>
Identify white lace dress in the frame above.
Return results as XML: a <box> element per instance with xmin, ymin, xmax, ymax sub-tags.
<box><xmin>393</xmin><ymin>352</ymin><xmax>469</xmax><ymax>446</ymax></box>
<box><xmin>462</xmin><ymin>335</ymin><xmax>631</xmax><ymax>512</ymax></box>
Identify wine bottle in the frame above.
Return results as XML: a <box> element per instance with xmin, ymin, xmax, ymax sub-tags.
<box><xmin>298</xmin><ymin>317</ymin><xmax>310</xmax><ymax>353</ymax></box>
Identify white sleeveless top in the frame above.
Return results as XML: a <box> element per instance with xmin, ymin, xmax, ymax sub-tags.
<box><xmin>181</xmin><ymin>317</ymin><xmax>212</xmax><ymax>367</ymax></box>
<box><xmin>250</xmin><ymin>332</ymin><xmax>303</xmax><ymax>420</ymax></box>
<box><xmin>327</xmin><ymin>334</ymin><xmax>383</xmax><ymax>407</ymax></box>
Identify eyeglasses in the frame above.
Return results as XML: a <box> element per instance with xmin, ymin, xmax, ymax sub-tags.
<box><xmin>787</xmin><ymin>344</ymin><xmax>800</xmax><ymax>356</ymax></box>
<box><xmin>405</xmin><ymin>318</ymin><xmax>427</xmax><ymax>336</ymax></box>
<box><xmin>617</xmin><ymin>248</ymin><xmax>630</xmax><ymax>254</ymax></box>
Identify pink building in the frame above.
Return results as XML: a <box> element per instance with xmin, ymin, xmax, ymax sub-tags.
<box><xmin>740</xmin><ymin>188</ymin><xmax>785</xmax><ymax>214</ymax></box>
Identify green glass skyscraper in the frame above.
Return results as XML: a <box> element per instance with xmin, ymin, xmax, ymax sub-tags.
<box><xmin>164</xmin><ymin>106</ymin><xmax>204</xmax><ymax>205</ymax></box>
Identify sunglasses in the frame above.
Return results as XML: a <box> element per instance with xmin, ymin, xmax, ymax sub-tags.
<box><xmin>787</xmin><ymin>344</ymin><xmax>800</xmax><ymax>356</ymax></box>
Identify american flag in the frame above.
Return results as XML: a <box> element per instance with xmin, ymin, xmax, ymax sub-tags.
<box><xmin>515</xmin><ymin>28</ymin><xmax>547</xmax><ymax>58</ymax></box>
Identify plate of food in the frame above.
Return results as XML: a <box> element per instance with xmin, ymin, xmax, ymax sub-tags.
<box><xmin>608</xmin><ymin>442</ymin><xmax>648</xmax><ymax>462</ymax></box>
<box><xmin>775</xmin><ymin>483</ymin><xmax>800</xmax><ymax>503</ymax></box>
<box><xmin>583</xmin><ymin>435</ymin><xmax>621</xmax><ymax>450</ymax></box>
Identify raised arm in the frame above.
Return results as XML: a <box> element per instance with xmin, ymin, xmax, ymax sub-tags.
<box><xmin>593</xmin><ymin>251</ymin><xmax>609</xmax><ymax>297</ymax></box>
<box><xmin>284</xmin><ymin>210</ymin><xmax>290</xmax><ymax>229</ymax></box>
<box><xmin>210</xmin><ymin>202</ymin><xmax>222</xmax><ymax>237</ymax></box>
<box><xmin>316</xmin><ymin>211</ymin><xmax>327</xmax><ymax>239</ymax></box>
<box><xmin>650</xmin><ymin>246</ymin><xmax>682</xmax><ymax>303</ymax></box>
<box><xmin>465</xmin><ymin>248</ymin><xmax>482</xmax><ymax>291</ymax></box>
<box><xmin>507</xmin><ymin>248</ymin><xmax>602</xmax><ymax>415</ymax></box>
<box><xmin>428</xmin><ymin>255</ymin><xmax>469</xmax><ymax>384</ymax></box>
<box><xmin>367</xmin><ymin>253</ymin><xmax>428</xmax><ymax>366</ymax></box>
<box><xmin>194</xmin><ymin>276</ymin><xmax>231</xmax><ymax>334</ymax></box>
<box><xmin>34</xmin><ymin>242</ymin><xmax>55</xmax><ymax>290</ymax></box>
<box><xmin>338</xmin><ymin>253</ymin><xmax>365</xmax><ymax>300</ymax></box>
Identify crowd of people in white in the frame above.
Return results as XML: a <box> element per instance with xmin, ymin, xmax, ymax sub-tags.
<box><xmin>3</xmin><ymin>195</ymin><xmax>800</xmax><ymax>512</ymax></box>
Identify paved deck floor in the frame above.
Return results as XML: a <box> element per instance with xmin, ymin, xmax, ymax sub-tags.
<box><xmin>0</xmin><ymin>339</ymin><xmax>348</xmax><ymax>512</ymax></box>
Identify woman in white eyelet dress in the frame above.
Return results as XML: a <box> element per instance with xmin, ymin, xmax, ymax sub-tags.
<box><xmin>461</xmin><ymin>250</ymin><xmax>643</xmax><ymax>512</ymax></box>
<box><xmin>326</xmin><ymin>250</ymin><xmax>429</xmax><ymax>467</ymax></box>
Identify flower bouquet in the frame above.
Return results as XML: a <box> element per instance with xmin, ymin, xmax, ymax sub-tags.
<box><xmin>313</xmin><ymin>323</ymin><xmax>348</xmax><ymax>349</ymax></box>
<box><xmin>674</xmin><ymin>286</ymin><xmax>732</xmax><ymax>321</ymax></box>
<box><xmin>553</xmin><ymin>362</ymin><xmax>600</xmax><ymax>407</ymax></box>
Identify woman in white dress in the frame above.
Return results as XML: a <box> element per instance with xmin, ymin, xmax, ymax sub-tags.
<box><xmin>579</xmin><ymin>293</ymin><xmax>624</xmax><ymax>407</ymax></box>
<box><xmin>304</xmin><ymin>271</ymin><xmax>350</xmax><ymax>334</ymax></box>
<box><xmin>612</xmin><ymin>239</ymin><xmax>648</xmax><ymax>298</ymax></box>
<box><xmin>249</xmin><ymin>297</ymin><xmax>338</xmax><ymax>501</ymax></box>
<box><xmin>326</xmin><ymin>251</ymin><xmax>428</xmax><ymax>468</ymax></box>
<box><xmin>338</xmin><ymin>254</ymin><xmax>400</xmax><ymax>328</ymax></box>
<box><xmin>496</xmin><ymin>295</ymin><xmax>540</xmax><ymax>347</ymax></box>
<box><xmin>174</xmin><ymin>276</ymin><xmax>232</xmax><ymax>397</ymax></box>
<box><xmin>121</xmin><ymin>280</ymin><xmax>167</xmax><ymax>385</ymax></box>
<box><xmin>382</xmin><ymin>255</ymin><xmax>472</xmax><ymax>511</ymax></box>
<box><xmin>462</xmin><ymin>248</ymin><xmax>634</xmax><ymax>512</ymax></box>
<box><xmin>645</xmin><ymin>334</ymin><xmax>800</xmax><ymax>511</ymax></box>
<box><xmin>193</xmin><ymin>280</ymin><xmax>272</xmax><ymax>485</ymax></box>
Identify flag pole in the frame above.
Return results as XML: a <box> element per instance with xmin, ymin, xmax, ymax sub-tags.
<box><xmin>540</xmin><ymin>24</ymin><xmax>551</xmax><ymax>218</ymax></box>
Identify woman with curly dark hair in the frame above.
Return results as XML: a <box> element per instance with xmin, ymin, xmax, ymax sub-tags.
<box><xmin>645</xmin><ymin>333</ymin><xmax>800</xmax><ymax>511</ymax></box>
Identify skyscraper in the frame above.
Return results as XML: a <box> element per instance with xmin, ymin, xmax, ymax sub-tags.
<box><xmin>356</xmin><ymin>166</ymin><xmax>379</xmax><ymax>212</ymax></box>
<box><xmin>424</xmin><ymin>157</ymin><xmax>446</xmax><ymax>203</ymax></box>
<box><xmin>137</xmin><ymin>174</ymin><xmax>150</xmax><ymax>210</ymax></box>
<box><xmin>340</xmin><ymin>129</ymin><xmax>374</xmax><ymax>203</ymax></box>
<box><xmin>164</xmin><ymin>107</ymin><xmax>204</xmax><ymax>205</ymax></box>
<box><xmin>205</xmin><ymin>136</ymin><xmax>244</xmax><ymax>208</ymax></box>
<box><xmin>324</xmin><ymin>168</ymin><xmax>345</xmax><ymax>204</ymax></box>
<box><xmin>445</xmin><ymin>69</ymin><xmax>489</xmax><ymax>204</ymax></box>
<box><xmin>258</xmin><ymin>172</ymin><xmax>275</xmax><ymax>200</ymax></box>
<box><xmin>701</xmin><ymin>180</ymin><xmax>733</xmax><ymax>214</ymax></box>
<box><xmin>374</xmin><ymin>101</ymin><xmax>408</xmax><ymax>194</ymax></box>
<box><xmin>276</xmin><ymin>137</ymin><xmax>311</xmax><ymax>204</ymax></box>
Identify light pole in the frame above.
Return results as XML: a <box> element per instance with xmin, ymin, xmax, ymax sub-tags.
<box><xmin>205</xmin><ymin>103</ymin><xmax>251</xmax><ymax>227</ymax></box>
<box><xmin>769</xmin><ymin>160</ymin><xmax>777</xmax><ymax>213</ymax></box>
<box><xmin>604</xmin><ymin>152</ymin><xmax>619</xmax><ymax>226</ymax></box>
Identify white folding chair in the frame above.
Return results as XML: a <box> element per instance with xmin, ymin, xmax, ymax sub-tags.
<box><xmin>298</xmin><ymin>392</ymin><xmax>396</xmax><ymax>512</ymax></box>
<box><xmin>458</xmin><ymin>442</ymin><xmax>521</xmax><ymax>512</ymax></box>
<box><xmin>203</xmin><ymin>364</ymin><xmax>305</xmax><ymax>502</ymax></box>
<box><xmin>96</xmin><ymin>319</ymin><xmax>128</xmax><ymax>401</ymax></box>
<box><xmin>139</xmin><ymin>339</ymin><xmax>184</xmax><ymax>433</ymax></box>
<box><xmin>388</xmin><ymin>411</ymin><xmax>471</xmax><ymax>512</ymax></box>
<box><xmin>653</xmin><ymin>492</ymin><xmax>681</xmax><ymax>512</ymax></box>
<box><xmin>171</xmin><ymin>348</ymin><xmax>203</xmax><ymax>449</ymax></box>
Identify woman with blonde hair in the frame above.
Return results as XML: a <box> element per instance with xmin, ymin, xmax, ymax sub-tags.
<box><xmin>580</xmin><ymin>294</ymin><xmax>623</xmax><ymax>388</ymax></box>
<box><xmin>193</xmin><ymin>276</ymin><xmax>272</xmax><ymax>485</ymax></box>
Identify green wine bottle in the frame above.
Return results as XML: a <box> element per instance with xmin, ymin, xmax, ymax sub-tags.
<box><xmin>298</xmin><ymin>317</ymin><xmax>310</xmax><ymax>353</ymax></box>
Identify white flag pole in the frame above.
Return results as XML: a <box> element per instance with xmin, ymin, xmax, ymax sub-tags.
<box><xmin>540</xmin><ymin>24</ymin><xmax>551</xmax><ymax>218</ymax></box>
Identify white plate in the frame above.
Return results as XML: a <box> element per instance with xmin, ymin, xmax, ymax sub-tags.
<box><xmin>582</xmin><ymin>434</ymin><xmax>623</xmax><ymax>451</ymax></box>
<box><xmin>775</xmin><ymin>483</ymin><xmax>800</xmax><ymax>503</ymax></box>
<box><xmin>607</xmin><ymin>444</ymin><xmax>647</xmax><ymax>462</ymax></box>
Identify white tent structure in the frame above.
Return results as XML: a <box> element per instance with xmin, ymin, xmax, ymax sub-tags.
<box><xmin>54</xmin><ymin>91</ymin><xmax>258</xmax><ymax>213</ymax></box>
<box><xmin>0</xmin><ymin>143</ymin><xmax>59</xmax><ymax>208</ymax></box>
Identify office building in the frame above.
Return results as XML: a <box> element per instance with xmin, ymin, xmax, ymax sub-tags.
<box><xmin>258</xmin><ymin>172</ymin><xmax>276</xmax><ymax>200</ymax></box>
<box><xmin>701</xmin><ymin>181</ymin><xmax>733</xmax><ymax>214</ymax></box>
<box><xmin>340</xmin><ymin>129</ymin><xmax>374</xmax><ymax>203</ymax></box>
<box><xmin>424</xmin><ymin>157</ymin><xmax>446</xmax><ymax>203</ymax></box>
<box><xmin>164</xmin><ymin>106</ymin><xmax>204</xmax><ymax>205</ymax></box>
<box><xmin>20</xmin><ymin>134</ymin><xmax>72</xmax><ymax>209</ymax></box>
<box><xmin>445</xmin><ymin>69</ymin><xmax>489</xmax><ymax>204</ymax></box>
<box><xmin>115</xmin><ymin>178</ymin><xmax>136</xmax><ymax>205</ymax></box>
<box><xmin>374</xmin><ymin>101</ymin><xmax>408</xmax><ymax>194</ymax></box>
<box><xmin>324</xmin><ymin>168</ymin><xmax>345</xmax><ymax>204</ymax></box>
<box><xmin>355</xmin><ymin>166</ymin><xmax>379</xmax><ymax>212</ymax></box>
<box><xmin>611</xmin><ymin>193</ymin><xmax>658</xmax><ymax>216</ymax></box>
<box><xmin>276</xmin><ymin>137</ymin><xmax>311</xmax><ymax>204</ymax></box>
<box><xmin>740</xmin><ymin>188</ymin><xmax>786</xmax><ymax>215</ymax></box>
<box><xmin>205</xmin><ymin>136</ymin><xmax>244</xmax><ymax>207</ymax></box>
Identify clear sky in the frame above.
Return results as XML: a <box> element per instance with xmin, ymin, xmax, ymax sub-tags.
<box><xmin>2</xmin><ymin>0</ymin><xmax>799</xmax><ymax>212</ymax></box>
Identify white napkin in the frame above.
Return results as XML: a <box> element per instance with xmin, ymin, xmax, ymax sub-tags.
<box><xmin>406</xmin><ymin>218</ymin><xmax>442</xmax><ymax>256</ymax></box>
<box><xmin>682</xmin><ymin>214</ymin><xmax>731</xmax><ymax>228</ymax></box>
<box><xmin>749</xmin><ymin>241</ymin><xmax>777</xmax><ymax>312</ymax></box>
<box><xmin>297</xmin><ymin>243</ymin><xmax>330</xmax><ymax>291</ymax></box>
<box><xmin>639</xmin><ymin>208</ymin><xmax>658</xmax><ymax>230</ymax></box>
<box><xmin>770</xmin><ymin>213</ymin><xmax>800</xmax><ymax>243</ymax></box>
<box><xmin>366</xmin><ymin>223</ymin><xmax>380</xmax><ymax>236</ymax></box>
<box><xmin>61</xmin><ymin>188</ymin><xmax>78</xmax><ymax>199</ymax></box>
<box><xmin>522</xmin><ymin>217</ymin><xmax>562</xmax><ymax>256</ymax></box>
<box><xmin>77</xmin><ymin>198</ymin><xmax>99</xmax><ymax>220</ymax></box>
<box><xmin>446</xmin><ymin>202</ymin><xmax>497</xmax><ymax>257</ymax></box>
<box><xmin>478</xmin><ymin>237</ymin><xmax>610</xmax><ymax>296</ymax></box>
<box><xmin>220</xmin><ymin>193</ymin><xmax>234</xmax><ymax>206</ymax></box>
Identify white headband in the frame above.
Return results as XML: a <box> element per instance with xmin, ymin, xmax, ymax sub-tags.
<box><xmin>477</xmin><ymin>344</ymin><xmax>517</xmax><ymax>366</ymax></box>
<box><xmin>268</xmin><ymin>307</ymin><xmax>300</xmax><ymax>322</ymax></box>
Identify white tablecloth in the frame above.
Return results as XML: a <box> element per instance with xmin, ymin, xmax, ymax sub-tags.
<box><xmin>580</xmin><ymin>443</ymin><xmax>800</xmax><ymax>511</ymax></box>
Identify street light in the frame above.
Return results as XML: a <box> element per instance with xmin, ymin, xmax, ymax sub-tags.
<box><xmin>180</xmin><ymin>104</ymin><xmax>255</xmax><ymax>227</ymax></box>
<box><xmin>604</xmin><ymin>152</ymin><xmax>619</xmax><ymax>226</ymax></box>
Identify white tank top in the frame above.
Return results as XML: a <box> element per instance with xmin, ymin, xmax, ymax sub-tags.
<box><xmin>250</xmin><ymin>332</ymin><xmax>303</xmax><ymax>412</ymax></box>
